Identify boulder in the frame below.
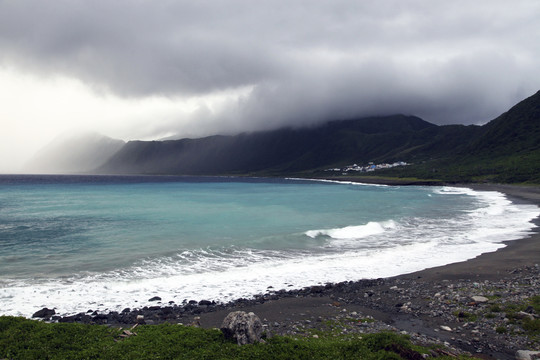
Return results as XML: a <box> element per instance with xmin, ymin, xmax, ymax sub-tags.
<box><xmin>220</xmin><ymin>311</ymin><xmax>263</xmax><ymax>345</ymax></box>
<box><xmin>515</xmin><ymin>350</ymin><xmax>540</xmax><ymax>360</ymax></box>
<box><xmin>32</xmin><ymin>307</ymin><xmax>56</xmax><ymax>319</ymax></box>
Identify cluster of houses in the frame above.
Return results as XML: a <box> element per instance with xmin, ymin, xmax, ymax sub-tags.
<box><xmin>325</xmin><ymin>161</ymin><xmax>408</xmax><ymax>174</ymax></box>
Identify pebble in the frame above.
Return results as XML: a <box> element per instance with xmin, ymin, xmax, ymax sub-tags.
<box><xmin>471</xmin><ymin>296</ymin><xmax>489</xmax><ymax>303</ymax></box>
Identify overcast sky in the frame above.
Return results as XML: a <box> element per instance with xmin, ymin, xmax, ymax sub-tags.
<box><xmin>1</xmin><ymin>0</ymin><xmax>539</xmax><ymax>172</ymax></box>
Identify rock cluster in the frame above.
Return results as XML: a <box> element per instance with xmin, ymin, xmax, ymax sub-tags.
<box><xmin>326</xmin><ymin>265</ymin><xmax>540</xmax><ymax>359</ymax></box>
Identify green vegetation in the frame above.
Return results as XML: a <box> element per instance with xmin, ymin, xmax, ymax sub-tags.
<box><xmin>502</xmin><ymin>296</ymin><xmax>540</xmax><ymax>336</ymax></box>
<box><xmin>481</xmin><ymin>295</ymin><xmax>540</xmax><ymax>341</ymax></box>
<box><xmin>366</xmin><ymin>150</ymin><xmax>540</xmax><ymax>184</ymax></box>
<box><xmin>523</xmin><ymin>295</ymin><xmax>540</xmax><ymax>337</ymax></box>
<box><xmin>529</xmin><ymin>295</ymin><xmax>540</xmax><ymax>313</ymax></box>
<box><xmin>0</xmin><ymin>316</ymin><xmax>470</xmax><ymax>359</ymax></box>
<box><xmin>452</xmin><ymin>311</ymin><xmax>477</xmax><ymax>322</ymax></box>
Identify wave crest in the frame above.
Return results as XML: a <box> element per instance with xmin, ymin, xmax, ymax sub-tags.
<box><xmin>305</xmin><ymin>220</ymin><xmax>397</xmax><ymax>240</ymax></box>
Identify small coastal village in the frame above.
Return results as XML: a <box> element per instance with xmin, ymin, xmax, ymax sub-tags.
<box><xmin>325</xmin><ymin>161</ymin><xmax>409</xmax><ymax>174</ymax></box>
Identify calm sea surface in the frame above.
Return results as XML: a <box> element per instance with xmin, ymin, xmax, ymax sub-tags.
<box><xmin>0</xmin><ymin>175</ymin><xmax>538</xmax><ymax>317</ymax></box>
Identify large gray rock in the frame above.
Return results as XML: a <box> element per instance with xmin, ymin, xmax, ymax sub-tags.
<box><xmin>32</xmin><ymin>307</ymin><xmax>56</xmax><ymax>319</ymax></box>
<box><xmin>220</xmin><ymin>311</ymin><xmax>263</xmax><ymax>345</ymax></box>
<box><xmin>516</xmin><ymin>350</ymin><xmax>540</xmax><ymax>360</ymax></box>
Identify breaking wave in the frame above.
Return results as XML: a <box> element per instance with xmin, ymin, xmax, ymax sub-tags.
<box><xmin>305</xmin><ymin>220</ymin><xmax>397</xmax><ymax>240</ymax></box>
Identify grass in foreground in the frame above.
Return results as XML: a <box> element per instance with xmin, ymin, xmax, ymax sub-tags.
<box><xmin>499</xmin><ymin>295</ymin><xmax>540</xmax><ymax>338</ymax></box>
<box><xmin>0</xmin><ymin>316</ymin><xmax>470</xmax><ymax>359</ymax></box>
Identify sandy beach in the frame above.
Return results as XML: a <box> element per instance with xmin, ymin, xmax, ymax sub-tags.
<box><xmin>49</xmin><ymin>183</ymin><xmax>540</xmax><ymax>359</ymax></box>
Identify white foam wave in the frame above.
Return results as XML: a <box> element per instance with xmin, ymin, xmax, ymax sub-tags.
<box><xmin>0</xmin><ymin>236</ymin><xmax>505</xmax><ymax>318</ymax></box>
<box><xmin>286</xmin><ymin>177</ymin><xmax>389</xmax><ymax>187</ymax></box>
<box><xmin>433</xmin><ymin>186</ymin><xmax>478</xmax><ymax>196</ymax></box>
<box><xmin>434</xmin><ymin>186</ymin><xmax>539</xmax><ymax>244</ymax></box>
<box><xmin>306</xmin><ymin>220</ymin><xmax>397</xmax><ymax>240</ymax></box>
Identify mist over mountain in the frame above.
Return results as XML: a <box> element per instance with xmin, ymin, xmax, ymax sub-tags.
<box><xmin>94</xmin><ymin>90</ymin><xmax>539</xmax><ymax>183</ymax></box>
<box><xmin>1</xmin><ymin>1</ymin><xmax>539</xmax><ymax>175</ymax></box>
<box><xmin>24</xmin><ymin>90</ymin><xmax>539</xmax><ymax>183</ymax></box>
<box><xmin>24</xmin><ymin>132</ymin><xmax>125</xmax><ymax>174</ymax></box>
<box><xmin>96</xmin><ymin>115</ymin><xmax>433</xmax><ymax>175</ymax></box>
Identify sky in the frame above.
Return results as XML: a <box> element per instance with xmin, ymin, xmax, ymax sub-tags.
<box><xmin>1</xmin><ymin>0</ymin><xmax>540</xmax><ymax>173</ymax></box>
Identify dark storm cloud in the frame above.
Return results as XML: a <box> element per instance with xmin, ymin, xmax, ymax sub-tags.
<box><xmin>0</xmin><ymin>1</ymin><xmax>284</xmax><ymax>95</ymax></box>
<box><xmin>1</xmin><ymin>0</ymin><xmax>539</xmax><ymax>129</ymax></box>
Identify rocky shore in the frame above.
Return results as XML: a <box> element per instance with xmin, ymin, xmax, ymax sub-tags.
<box><xmin>33</xmin><ymin>184</ymin><xmax>540</xmax><ymax>360</ymax></box>
<box><xmin>35</xmin><ymin>262</ymin><xmax>539</xmax><ymax>359</ymax></box>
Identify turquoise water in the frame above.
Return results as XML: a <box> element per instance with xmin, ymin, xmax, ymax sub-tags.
<box><xmin>0</xmin><ymin>175</ymin><xmax>538</xmax><ymax>317</ymax></box>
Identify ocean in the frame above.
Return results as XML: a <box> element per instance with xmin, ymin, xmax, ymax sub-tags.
<box><xmin>0</xmin><ymin>175</ymin><xmax>538</xmax><ymax>317</ymax></box>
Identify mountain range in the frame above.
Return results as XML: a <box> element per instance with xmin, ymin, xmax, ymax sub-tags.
<box><xmin>29</xmin><ymin>90</ymin><xmax>540</xmax><ymax>184</ymax></box>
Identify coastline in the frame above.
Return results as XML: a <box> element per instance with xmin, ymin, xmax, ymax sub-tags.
<box><xmin>186</xmin><ymin>183</ymin><xmax>540</xmax><ymax>358</ymax></box>
<box><xmin>33</xmin><ymin>182</ymin><xmax>540</xmax><ymax>358</ymax></box>
<box><xmin>303</xmin><ymin>178</ymin><xmax>540</xmax><ymax>279</ymax></box>
<box><xmin>402</xmin><ymin>183</ymin><xmax>540</xmax><ymax>281</ymax></box>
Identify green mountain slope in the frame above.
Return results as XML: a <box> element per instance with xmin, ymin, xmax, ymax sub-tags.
<box><xmin>376</xmin><ymin>90</ymin><xmax>540</xmax><ymax>183</ymax></box>
<box><xmin>462</xmin><ymin>90</ymin><xmax>540</xmax><ymax>183</ymax></box>
<box><xmin>471</xmin><ymin>90</ymin><xmax>540</xmax><ymax>155</ymax></box>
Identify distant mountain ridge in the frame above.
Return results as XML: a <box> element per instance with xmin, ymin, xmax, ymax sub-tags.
<box><xmin>95</xmin><ymin>90</ymin><xmax>540</xmax><ymax>183</ymax></box>
<box><xmin>96</xmin><ymin>115</ymin><xmax>442</xmax><ymax>175</ymax></box>
<box><xmin>30</xmin><ymin>90</ymin><xmax>538</xmax><ymax>183</ymax></box>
